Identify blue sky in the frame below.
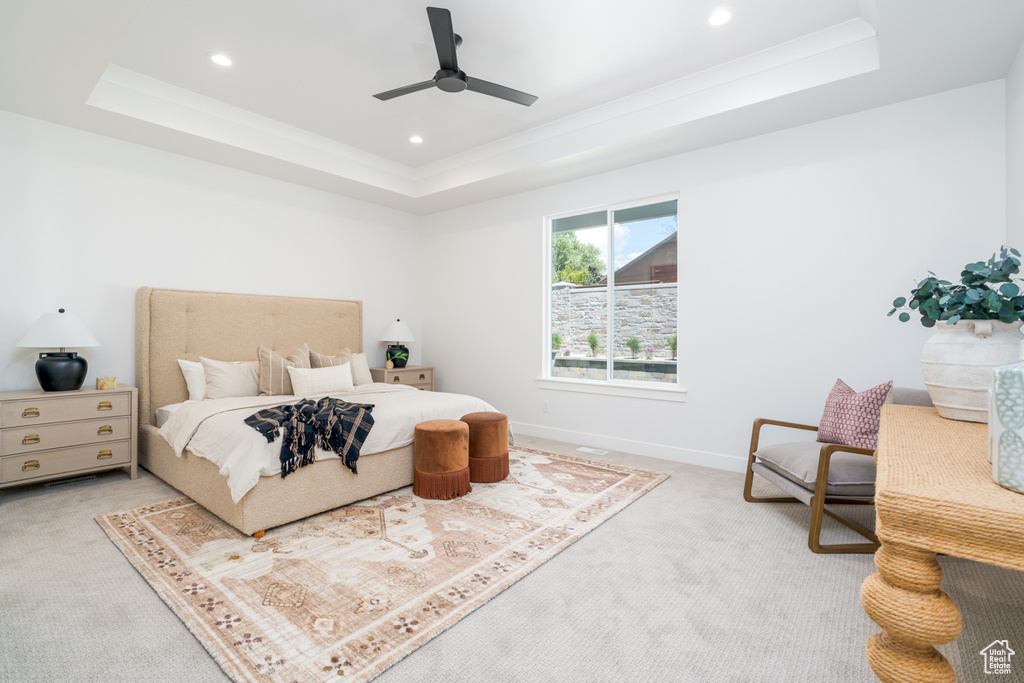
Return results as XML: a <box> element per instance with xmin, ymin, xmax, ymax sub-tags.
<box><xmin>575</xmin><ymin>216</ymin><xmax>677</xmax><ymax>269</ymax></box>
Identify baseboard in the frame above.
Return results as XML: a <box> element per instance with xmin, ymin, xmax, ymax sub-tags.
<box><xmin>511</xmin><ymin>421</ymin><xmax>747</xmax><ymax>473</ymax></box>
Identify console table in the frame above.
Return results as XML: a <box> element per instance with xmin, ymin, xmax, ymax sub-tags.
<box><xmin>861</xmin><ymin>405</ymin><xmax>1024</xmax><ymax>681</ymax></box>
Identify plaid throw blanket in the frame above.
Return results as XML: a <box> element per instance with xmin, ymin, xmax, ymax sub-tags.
<box><xmin>243</xmin><ymin>398</ymin><xmax>374</xmax><ymax>478</ymax></box>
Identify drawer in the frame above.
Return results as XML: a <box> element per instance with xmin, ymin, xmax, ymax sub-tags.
<box><xmin>2</xmin><ymin>416</ymin><xmax>131</xmax><ymax>455</ymax></box>
<box><xmin>1</xmin><ymin>392</ymin><xmax>130</xmax><ymax>427</ymax></box>
<box><xmin>2</xmin><ymin>440</ymin><xmax>131</xmax><ymax>484</ymax></box>
<box><xmin>409</xmin><ymin>383</ymin><xmax>433</xmax><ymax>391</ymax></box>
<box><xmin>388</xmin><ymin>368</ymin><xmax>433</xmax><ymax>385</ymax></box>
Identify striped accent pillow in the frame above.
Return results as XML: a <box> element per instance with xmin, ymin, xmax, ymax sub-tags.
<box><xmin>258</xmin><ymin>345</ymin><xmax>312</xmax><ymax>396</ymax></box>
<box><xmin>287</xmin><ymin>363</ymin><xmax>354</xmax><ymax>397</ymax></box>
<box><xmin>309</xmin><ymin>347</ymin><xmax>353</xmax><ymax>369</ymax></box>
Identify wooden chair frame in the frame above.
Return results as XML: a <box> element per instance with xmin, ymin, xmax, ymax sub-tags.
<box><xmin>743</xmin><ymin>418</ymin><xmax>879</xmax><ymax>554</ymax></box>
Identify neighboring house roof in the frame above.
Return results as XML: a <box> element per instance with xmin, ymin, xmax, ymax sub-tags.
<box><xmin>599</xmin><ymin>232</ymin><xmax>678</xmax><ymax>286</ymax></box>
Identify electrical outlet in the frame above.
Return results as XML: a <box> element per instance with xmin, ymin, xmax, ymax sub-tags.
<box><xmin>542</xmin><ymin>401</ymin><xmax>550</xmax><ymax>413</ymax></box>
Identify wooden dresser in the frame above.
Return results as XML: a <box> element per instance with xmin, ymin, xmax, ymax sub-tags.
<box><xmin>0</xmin><ymin>385</ymin><xmax>138</xmax><ymax>488</ymax></box>
<box><xmin>369</xmin><ymin>365</ymin><xmax>435</xmax><ymax>391</ymax></box>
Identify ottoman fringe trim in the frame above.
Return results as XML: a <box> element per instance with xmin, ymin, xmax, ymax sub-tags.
<box><xmin>414</xmin><ymin>467</ymin><xmax>472</xmax><ymax>500</ymax></box>
<box><xmin>469</xmin><ymin>453</ymin><xmax>510</xmax><ymax>483</ymax></box>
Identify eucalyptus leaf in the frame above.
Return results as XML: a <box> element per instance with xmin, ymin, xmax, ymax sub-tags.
<box><xmin>889</xmin><ymin>246</ymin><xmax>1024</xmax><ymax>325</ymax></box>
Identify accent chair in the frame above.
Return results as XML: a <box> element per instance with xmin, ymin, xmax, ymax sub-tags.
<box><xmin>742</xmin><ymin>387</ymin><xmax>933</xmax><ymax>554</ymax></box>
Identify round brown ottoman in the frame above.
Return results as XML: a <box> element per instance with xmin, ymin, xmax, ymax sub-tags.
<box><xmin>413</xmin><ymin>419</ymin><xmax>472</xmax><ymax>500</ymax></box>
<box><xmin>461</xmin><ymin>412</ymin><xmax>509</xmax><ymax>483</ymax></box>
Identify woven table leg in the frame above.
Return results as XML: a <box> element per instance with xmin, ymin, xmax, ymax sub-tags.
<box><xmin>860</xmin><ymin>542</ymin><xmax>962</xmax><ymax>682</ymax></box>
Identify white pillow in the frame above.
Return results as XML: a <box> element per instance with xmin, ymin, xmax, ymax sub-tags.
<box><xmin>350</xmin><ymin>352</ymin><xmax>374</xmax><ymax>386</ymax></box>
<box><xmin>287</xmin><ymin>362</ymin><xmax>354</xmax><ymax>397</ymax></box>
<box><xmin>199</xmin><ymin>357</ymin><xmax>260</xmax><ymax>399</ymax></box>
<box><xmin>177</xmin><ymin>359</ymin><xmax>207</xmax><ymax>401</ymax></box>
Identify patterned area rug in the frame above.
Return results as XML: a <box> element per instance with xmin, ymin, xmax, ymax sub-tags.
<box><xmin>98</xmin><ymin>447</ymin><xmax>667</xmax><ymax>682</ymax></box>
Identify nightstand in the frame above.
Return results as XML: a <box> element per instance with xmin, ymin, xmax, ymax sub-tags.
<box><xmin>370</xmin><ymin>366</ymin><xmax>434</xmax><ymax>391</ymax></box>
<box><xmin>0</xmin><ymin>385</ymin><xmax>138</xmax><ymax>488</ymax></box>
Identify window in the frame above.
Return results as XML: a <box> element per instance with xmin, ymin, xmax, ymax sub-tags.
<box><xmin>545</xmin><ymin>197</ymin><xmax>679</xmax><ymax>392</ymax></box>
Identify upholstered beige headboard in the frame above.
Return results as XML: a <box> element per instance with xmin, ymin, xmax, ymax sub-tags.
<box><xmin>135</xmin><ymin>287</ymin><xmax>363</xmax><ymax>427</ymax></box>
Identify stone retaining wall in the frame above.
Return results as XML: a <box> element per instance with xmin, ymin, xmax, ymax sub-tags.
<box><xmin>552</xmin><ymin>282</ymin><xmax>677</xmax><ymax>359</ymax></box>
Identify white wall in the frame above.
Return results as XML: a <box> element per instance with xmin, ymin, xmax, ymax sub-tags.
<box><xmin>0</xmin><ymin>110</ymin><xmax>423</xmax><ymax>393</ymax></box>
<box><xmin>1008</xmin><ymin>40</ymin><xmax>1024</xmax><ymax>248</ymax></box>
<box><xmin>421</xmin><ymin>82</ymin><xmax>1007</xmax><ymax>470</ymax></box>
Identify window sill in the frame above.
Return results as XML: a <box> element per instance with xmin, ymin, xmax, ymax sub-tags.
<box><xmin>535</xmin><ymin>377</ymin><xmax>687</xmax><ymax>402</ymax></box>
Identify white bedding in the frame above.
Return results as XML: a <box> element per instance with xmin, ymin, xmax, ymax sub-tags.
<box><xmin>155</xmin><ymin>401</ymin><xmax>194</xmax><ymax>428</ymax></box>
<box><xmin>157</xmin><ymin>383</ymin><xmax>499</xmax><ymax>502</ymax></box>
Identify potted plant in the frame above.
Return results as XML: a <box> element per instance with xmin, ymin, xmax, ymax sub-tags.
<box><xmin>626</xmin><ymin>337</ymin><xmax>641</xmax><ymax>359</ymax></box>
<box><xmin>586</xmin><ymin>331</ymin><xmax>600</xmax><ymax>357</ymax></box>
<box><xmin>889</xmin><ymin>246</ymin><xmax>1024</xmax><ymax>422</ymax></box>
<box><xmin>644</xmin><ymin>346</ymin><xmax>654</xmax><ymax>360</ymax></box>
<box><xmin>551</xmin><ymin>332</ymin><xmax>562</xmax><ymax>360</ymax></box>
<box><xmin>667</xmin><ymin>335</ymin><xmax>678</xmax><ymax>360</ymax></box>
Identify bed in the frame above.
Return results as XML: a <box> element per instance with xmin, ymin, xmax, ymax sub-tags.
<box><xmin>135</xmin><ymin>287</ymin><xmax>493</xmax><ymax>536</ymax></box>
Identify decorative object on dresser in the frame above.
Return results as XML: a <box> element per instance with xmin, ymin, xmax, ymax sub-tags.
<box><xmin>989</xmin><ymin>343</ymin><xmax>1024</xmax><ymax>494</ymax></box>
<box><xmin>380</xmin><ymin>318</ymin><xmax>414</xmax><ymax>368</ymax></box>
<box><xmin>743</xmin><ymin>382</ymin><xmax>931</xmax><ymax>554</ymax></box>
<box><xmin>16</xmin><ymin>308</ymin><xmax>100</xmax><ymax>391</ymax></box>
<box><xmin>369</xmin><ymin>365</ymin><xmax>434</xmax><ymax>391</ymax></box>
<box><xmin>889</xmin><ymin>246</ymin><xmax>1024</xmax><ymax>422</ymax></box>
<box><xmin>97</xmin><ymin>447</ymin><xmax>666</xmax><ymax>683</ymax></box>
<box><xmin>0</xmin><ymin>385</ymin><xmax>138</xmax><ymax>488</ymax></box>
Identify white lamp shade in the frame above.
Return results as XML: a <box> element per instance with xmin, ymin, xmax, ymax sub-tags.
<box><xmin>379</xmin><ymin>319</ymin><xmax>415</xmax><ymax>343</ymax></box>
<box><xmin>17</xmin><ymin>310</ymin><xmax>100</xmax><ymax>349</ymax></box>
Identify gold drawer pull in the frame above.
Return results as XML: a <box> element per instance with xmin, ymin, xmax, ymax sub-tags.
<box><xmin>22</xmin><ymin>407</ymin><xmax>40</xmax><ymax>418</ymax></box>
<box><xmin>419</xmin><ymin>373</ymin><xmax>426</xmax><ymax>380</ymax></box>
<box><xmin>97</xmin><ymin>425</ymin><xmax>113</xmax><ymax>435</ymax></box>
<box><xmin>97</xmin><ymin>450</ymin><xmax>113</xmax><ymax>459</ymax></box>
<box><xmin>22</xmin><ymin>460</ymin><xmax>40</xmax><ymax>472</ymax></box>
<box><xmin>97</xmin><ymin>401</ymin><xmax>113</xmax><ymax>411</ymax></box>
<box><xmin>22</xmin><ymin>434</ymin><xmax>40</xmax><ymax>445</ymax></box>
<box><xmin>393</xmin><ymin>377</ymin><xmax>400</xmax><ymax>382</ymax></box>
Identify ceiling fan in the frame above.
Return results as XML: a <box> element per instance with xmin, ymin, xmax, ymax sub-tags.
<box><xmin>373</xmin><ymin>7</ymin><xmax>538</xmax><ymax>107</ymax></box>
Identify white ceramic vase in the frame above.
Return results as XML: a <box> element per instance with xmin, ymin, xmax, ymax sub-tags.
<box><xmin>920</xmin><ymin>319</ymin><xmax>1024</xmax><ymax>423</ymax></box>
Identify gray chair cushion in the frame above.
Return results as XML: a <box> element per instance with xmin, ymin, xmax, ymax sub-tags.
<box><xmin>888</xmin><ymin>387</ymin><xmax>933</xmax><ymax>407</ymax></box>
<box><xmin>754</xmin><ymin>441</ymin><xmax>875</xmax><ymax>497</ymax></box>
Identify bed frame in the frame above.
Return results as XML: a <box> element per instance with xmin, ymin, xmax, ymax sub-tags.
<box><xmin>135</xmin><ymin>287</ymin><xmax>414</xmax><ymax>535</ymax></box>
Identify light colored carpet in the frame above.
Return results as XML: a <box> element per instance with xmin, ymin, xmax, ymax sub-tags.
<box><xmin>2</xmin><ymin>434</ymin><xmax>1022</xmax><ymax>682</ymax></box>
<box><xmin>95</xmin><ymin>448</ymin><xmax>666</xmax><ymax>682</ymax></box>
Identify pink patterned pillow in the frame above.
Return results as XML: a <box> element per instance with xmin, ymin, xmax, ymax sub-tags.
<box><xmin>817</xmin><ymin>379</ymin><xmax>893</xmax><ymax>450</ymax></box>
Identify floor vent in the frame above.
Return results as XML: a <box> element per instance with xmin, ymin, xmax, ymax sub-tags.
<box><xmin>576</xmin><ymin>447</ymin><xmax>608</xmax><ymax>455</ymax></box>
<box><xmin>45</xmin><ymin>475</ymin><xmax>97</xmax><ymax>489</ymax></box>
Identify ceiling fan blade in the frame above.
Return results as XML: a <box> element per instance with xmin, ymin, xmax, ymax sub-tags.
<box><xmin>426</xmin><ymin>7</ymin><xmax>458</xmax><ymax>71</ymax></box>
<box><xmin>466</xmin><ymin>77</ymin><xmax>538</xmax><ymax>106</ymax></box>
<box><xmin>373</xmin><ymin>79</ymin><xmax>437</xmax><ymax>101</ymax></box>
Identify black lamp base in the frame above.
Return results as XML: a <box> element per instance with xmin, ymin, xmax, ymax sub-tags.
<box><xmin>36</xmin><ymin>352</ymin><xmax>87</xmax><ymax>392</ymax></box>
<box><xmin>386</xmin><ymin>344</ymin><xmax>410</xmax><ymax>368</ymax></box>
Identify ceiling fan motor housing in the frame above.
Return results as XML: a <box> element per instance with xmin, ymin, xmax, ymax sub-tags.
<box><xmin>435</xmin><ymin>69</ymin><xmax>468</xmax><ymax>92</ymax></box>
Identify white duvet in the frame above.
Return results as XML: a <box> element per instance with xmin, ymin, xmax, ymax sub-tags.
<box><xmin>157</xmin><ymin>383</ymin><xmax>499</xmax><ymax>503</ymax></box>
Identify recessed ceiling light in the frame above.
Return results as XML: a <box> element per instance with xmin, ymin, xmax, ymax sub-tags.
<box><xmin>409</xmin><ymin>135</ymin><xmax>424</xmax><ymax>144</ymax></box>
<box><xmin>708</xmin><ymin>8</ymin><xmax>732</xmax><ymax>26</ymax></box>
<box><xmin>209</xmin><ymin>53</ymin><xmax>233</xmax><ymax>67</ymax></box>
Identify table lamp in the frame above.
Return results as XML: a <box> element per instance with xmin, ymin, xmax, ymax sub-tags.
<box><xmin>17</xmin><ymin>308</ymin><xmax>100</xmax><ymax>391</ymax></box>
<box><xmin>380</xmin><ymin>319</ymin><xmax>414</xmax><ymax>368</ymax></box>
